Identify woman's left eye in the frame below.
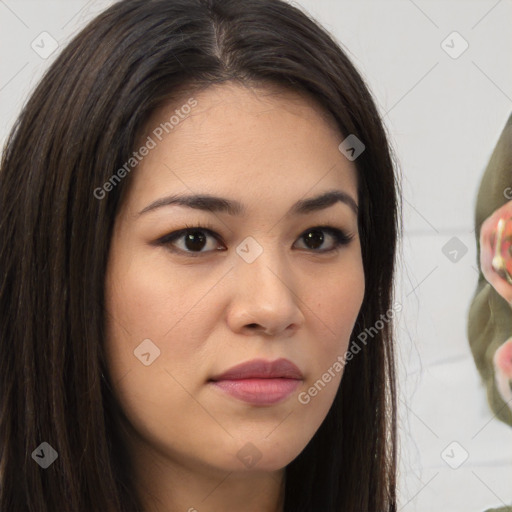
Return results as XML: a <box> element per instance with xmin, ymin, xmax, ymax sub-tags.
<box><xmin>157</xmin><ymin>225</ymin><xmax>354</xmax><ymax>257</ymax></box>
<box><xmin>294</xmin><ymin>226</ymin><xmax>354</xmax><ymax>252</ymax></box>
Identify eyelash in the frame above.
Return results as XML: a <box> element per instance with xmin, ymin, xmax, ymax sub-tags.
<box><xmin>156</xmin><ymin>222</ymin><xmax>355</xmax><ymax>257</ymax></box>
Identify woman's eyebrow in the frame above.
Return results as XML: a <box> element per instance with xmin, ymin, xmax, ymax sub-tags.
<box><xmin>137</xmin><ymin>189</ymin><xmax>358</xmax><ymax>217</ymax></box>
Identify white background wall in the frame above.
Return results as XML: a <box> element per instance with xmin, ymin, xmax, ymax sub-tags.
<box><xmin>1</xmin><ymin>1</ymin><xmax>512</xmax><ymax>510</ymax></box>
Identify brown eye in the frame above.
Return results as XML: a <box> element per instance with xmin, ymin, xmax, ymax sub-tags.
<box><xmin>182</xmin><ymin>231</ymin><xmax>207</xmax><ymax>252</ymax></box>
<box><xmin>158</xmin><ymin>227</ymin><xmax>224</xmax><ymax>256</ymax></box>
<box><xmin>294</xmin><ymin>226</ymin><xmax>354</xmax><ymax>252</ymax></box>
<box><xmin>302</xmin><ymin>229</ymin><xmax>325</xmax><ymax>250</ymax></box>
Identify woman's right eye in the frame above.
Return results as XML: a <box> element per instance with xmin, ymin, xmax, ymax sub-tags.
<box><xmin>157</xmin><ymin>226</ymin><xmax>225</xmax><ymax>257</ymax></box>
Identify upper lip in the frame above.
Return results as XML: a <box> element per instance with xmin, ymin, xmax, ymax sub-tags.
<box><xmin>210</xmin><ymin>358</ymin><xmax>303</xmax><ymax>381</ymax></box>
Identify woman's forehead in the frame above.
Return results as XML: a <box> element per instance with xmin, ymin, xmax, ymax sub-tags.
<box><xmin>126</xmin><ymin>83</ymin><xmax>357</xmax><ymax>206</ymax></box>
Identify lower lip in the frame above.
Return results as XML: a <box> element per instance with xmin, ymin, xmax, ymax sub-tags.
<box><xmin>210</xmin><ymin>378</ymin><xmax>301</xmax><ymax>405</ymax></box>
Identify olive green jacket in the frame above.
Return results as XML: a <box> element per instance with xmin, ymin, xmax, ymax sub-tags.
<box><xmin>467</xmin><ymin>113</ymin><xmax>512</xmax><ymax>428</ymax></box>
<box><xmin>468</xmin><ymin>114</ymin><xmax>512</xmax><ymax>512</ymax></box>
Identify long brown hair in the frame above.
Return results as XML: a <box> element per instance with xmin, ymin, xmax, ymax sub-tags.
<box><xmin>0</xmin><ymin>0</ymin><xmax>402</xmax><ymax>510</ymax></box>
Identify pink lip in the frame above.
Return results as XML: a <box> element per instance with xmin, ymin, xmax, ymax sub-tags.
<box><xmin>209</xmin><ymin>358</ymin><xmax>303</xmax><ymax>405</ymax></box>
<box><xmin>210</xmin><ymin>358</ymin><xmax>303</xmax><ymax>380</ymax></box>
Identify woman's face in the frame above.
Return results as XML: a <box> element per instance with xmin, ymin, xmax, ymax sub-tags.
<box><xmin>105</xmin><ymin>83</ymin><xmax>364</xmax><ymax>480</ymax></box>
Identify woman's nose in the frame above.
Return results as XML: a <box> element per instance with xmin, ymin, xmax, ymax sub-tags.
<box><xmin>225</xmin><ymin>241</ymin><xmax>305</xmax><ymax>337</ymax></box>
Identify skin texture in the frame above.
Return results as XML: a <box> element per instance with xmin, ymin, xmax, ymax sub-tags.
<box><xmin>104</xmin><ymin>83</ymin><xmax>365</xmax><ymax>512</ymax></box>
